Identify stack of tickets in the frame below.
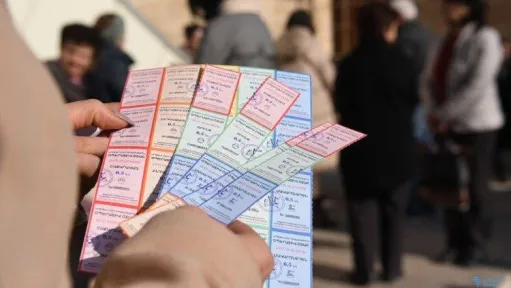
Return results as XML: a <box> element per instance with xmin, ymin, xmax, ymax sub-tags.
<box><xmin>79</xmin><ymin>65</ymin><xmax>365</xmax><ymax>287</ymax></box>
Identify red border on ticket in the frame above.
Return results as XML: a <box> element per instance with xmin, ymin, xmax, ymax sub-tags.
<box><xmin>191</xmin><ymin>65</ymin><xmax>241</xmax><ymax>116</ymax></box>
<box><xmin>239</xmin><ymin>77</ymin><xmax>301</xmax><ymax>131</ymax></box>
<box><xmin>297</xmin><ymin>124</ymin><xmax>366</xmax><ymax>158</ymax></box>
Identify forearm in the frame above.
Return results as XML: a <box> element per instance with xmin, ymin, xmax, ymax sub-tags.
<box><xmin>0</xmin><ymin>4</ymin><xmax>77</xmax><ymax>287</ymax></box>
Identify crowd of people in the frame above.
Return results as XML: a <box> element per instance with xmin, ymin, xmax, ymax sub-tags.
<box><xmin>1</xmin><ymin>0</ymin><xmax>511</xmax><ymax>287</ymax></box>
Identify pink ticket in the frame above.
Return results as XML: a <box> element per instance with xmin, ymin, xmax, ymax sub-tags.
<box><xmin>160</xmin><ymin>65</ymin><xmax>205</xmax><ymax>103</ymax></box>
<box><xmin>286</xmin><ymin>122</ymin><xmax>334</xmax><ymax>146</ymax></box>
<box><xmin>297</xmin><ymin>124</ymin><xmax>366</xmax><ymax>157</ymax></box>
<box><xmin>110</xmin><ymin>106</ymin><xmax>156</xmax><ymax>147</ymax></box>
<box><xmin>241</xmin><ymin>78</ymin><xmax>300</xmax><ymax>130</ymax></box>
<box><xmin>191</xmin><ymin>65</ymin><xmax>241</xmax><ymax>115</ymax></box>
<box><xmin>122</xmin><ymin>68</ymin><xmax>164</xmax><ymax>107</ymax></box>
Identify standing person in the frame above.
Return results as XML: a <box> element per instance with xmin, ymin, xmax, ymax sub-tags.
<box><xmin>92</xmin><ymin>13</ymin><xmax>134</xmax><ymax>103</ymax></box>
<box><xmin>277</xmin><ymin>10</ymin><xmax>336</xmax><ymax>124</ymax></box>
<box><xmin>390</xmin><ymin>0</ymin><xmax>434</xmax><ymax>72</ymax></box>
<box><xmin>424</xmin><ymin>0</ymin><xmax>504</xmax><ymax>265</ymax></box>
<box><xmin>334</xmin><ymin>3</ymin><xmax>418</xmax><ymax>285</ymax></box>
<box><xmin>276</xmin><ymin>10</ymin><xmax>336</xmax><ymax>227</ymax></box>
<box><xmin>191</xmin><ymin>0</ymin><xmax>275</xmax><ymax>68</ymax></box>
<box><xmin>45</xmin><ymin>23</ymin><xmax>103</xmax><ymax>103</ymax></box>
<box><xmin>180</xmin><ymin>24</ymin><xmax>204</xmax><ymax>63</ymax></box>
<box><xmin>492</xmin><ymin>38</ymin><xmax>511</xmax><ymax>186</ymax></box>
<box><xmin>390</xmin><ymin>0</ymin><xmax>435</xmax><ymax>216</ymax></box>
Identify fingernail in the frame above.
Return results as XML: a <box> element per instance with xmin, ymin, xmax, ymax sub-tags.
<box><xmin>115</xmin><ymin>112</ymin><xmax>136</xmax><ymax>127</ymax></box>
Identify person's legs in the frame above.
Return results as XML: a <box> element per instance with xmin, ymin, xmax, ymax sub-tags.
<box><xmin>346</xmin><ymin>193</ymin><xmax>378</xmax><ymax>283</ymax></box>
<box><xmin>379</xmin><ymin>182</ymin><xmax>408</xmax><ymax>281</ymax></box>
<box><xmin>436</xmin><ymin>208</ymin><xmax>463</xmax><ymax>262</ymax></box>
<box><xmin>458</xmin><ymin>131</ymin><xmax>496</xmax><ymax>263</ymax></box>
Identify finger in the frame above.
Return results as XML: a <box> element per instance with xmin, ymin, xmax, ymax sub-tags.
<box><xmin>75</xmin><ymin>136</ymin><xmax>109</xmax><ymax>156</ymax></box>
<box><xmin>228</xmin><ymin>220</ymin><xmax>257</xmax><ymax>235</ymax></box>
<box><xmin>77</xmin><ymin>153</ymin><xmax>102</xmax><ymax>178</ymax></box>
<box><xmin>67</xmin><ymin>99</ymin><xmax>129</xmax><ymax>130</ymax></box>
<box><xmin>105</xmin><ymin>102</ymin><xmax>121</xmax><ymax>113</ymax></box>
<box><xmin>228</xmin><ymin>221</ymin><xmax>274</xmax><ymax>279</ymax></box>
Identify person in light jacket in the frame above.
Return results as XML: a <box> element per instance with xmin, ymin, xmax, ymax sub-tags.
<box><xmin>277</xmin><ymin>10</ymin><xmax>336</xmax><ymax>124</ymax></box>
<box><xmin>276</xmin><ymin>10</ymin><xmax>337</xmax><ymax>227</ymax></box>
<box><xmin>424</xmin><ymin>0</ymin><xmax>504</xmax><ymax>266</ymax></box>
<box><xmin>190</xmin><ymin>0</ymin><xmax>275</xmax><ymax>68</ymax></box>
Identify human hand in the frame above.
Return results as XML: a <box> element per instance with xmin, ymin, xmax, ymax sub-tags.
<box><xmin>96</xmin><ymin>206</ymin><xmax>274</xmax><ymax>287</ymax></box>
<box><xmin>68</xmin><ymin>99</ymin><xmax>132</xmax><ymax>177</ymax></box>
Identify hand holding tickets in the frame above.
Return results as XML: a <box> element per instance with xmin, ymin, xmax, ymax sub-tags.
<box><xmin>80</xmin><ymin>65</ymin><xmax>365</xmax><ymax>288</ymax></box>
<box><xmin>69</xmin><ymin>100</ymin><xmax>133</xmax><ymax>177</ymax></box>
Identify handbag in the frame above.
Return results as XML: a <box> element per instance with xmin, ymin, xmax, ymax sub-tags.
<box><xmin>419</xmin><ymin>135</ymin><xmax>470</xmax><ymax>211</ymax></box>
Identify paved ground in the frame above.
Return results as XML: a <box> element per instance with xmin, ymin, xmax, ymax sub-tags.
<box><xmin>312</xmin><ymin>169</ymin><xmax>511</xmax><ymax>288</ymax></box>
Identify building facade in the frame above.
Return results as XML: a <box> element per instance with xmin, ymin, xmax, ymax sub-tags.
<box><xmin>133</xmin><ymin>0</ymin><xmax>511</xmax><ymax>61</ymax></box>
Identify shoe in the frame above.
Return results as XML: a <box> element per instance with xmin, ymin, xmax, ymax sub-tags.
<box><xmin>380</xmin><ymin>271</ymin><xmax>403</xmax><ymax>283</ymax></box>
<box><xmin>453</xmin><ymin>253</ymin><xmax>475</xmax><ymax>267</ymax></box>
<box><xmin>348</xmin><ymin>271</ymin><xmax>376</xmax><ymax>286</ymax></box>
<box><xmin>433</xmin><ymin>248</ymin><xmax>456</xmax><ymax>263</ymax></box>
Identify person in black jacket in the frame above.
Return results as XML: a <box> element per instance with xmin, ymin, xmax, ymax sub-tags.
<box><xmin>91</xmin><ymin>14</ymin><xmax>135</xmax><ymax>103</ymax></box>
<box><xmin>334</xmin><ymin>3</ymin><xmax>419</xmax><ymax>285</ymax></box>
<box><xmin>45</xmin><ymin>24</ymin><xmax>103</xmax><ymax>103</ymax></box>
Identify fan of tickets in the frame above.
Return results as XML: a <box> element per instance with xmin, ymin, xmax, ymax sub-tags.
<box><xmin>78</xmin><ymin>65</ymin><xmax>365</xmax><ymax>285</ymax></box>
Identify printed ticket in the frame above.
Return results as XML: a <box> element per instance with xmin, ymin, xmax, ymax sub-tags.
<box><xmin>199</xmin><ymin>124</ymin><xmax>366</xmax><ymax>225</ymax></box>
<box><xmin>150</xmin><ymin>67</ymin><xmax>277</xmax><ymax>210</ymax></box>
<box><xmin>157</xmin><ymin>77</ymin><xmax>301</xmax><ymax>199</ymax></box>
<box><xmin>145</xmin><ymin>65</ymin><xmax>240</xmax><ymax>208</ymax></box>
<box><xmin>78</xmin><ymin>66</ymin><xmax>200</xmax><ymax>273</ymax></box>
<box><xmin>119</xmin><ymin>122</ymin><xmax>332</xmax><ymax>236</ymax></box>
<box><xmin>120</xmin><ymin>70</ymin><xmax>319</xmax><ymax>288</ymax></box>
<box><xmin>183</xmin><ymin>122</ymin><xmax>333</xmax><ymax>206</ymax></box>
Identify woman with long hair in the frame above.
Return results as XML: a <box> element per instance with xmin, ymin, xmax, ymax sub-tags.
<box><xmin>334</xmin><ymin>3</ymin><xmax>418</xmax><ymax>285</ymax></box>
<box><xmin>424</xmin><ymin>0</ymin><xmax>503</xmax><ymax>266</ymax></box>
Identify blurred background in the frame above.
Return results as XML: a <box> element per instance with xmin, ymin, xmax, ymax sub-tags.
<box><xmin>7</xmin><ymin>0</ymin><xmax>511</xmax><ymax>287</ymax></box>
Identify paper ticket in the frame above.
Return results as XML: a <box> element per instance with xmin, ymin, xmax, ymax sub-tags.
<box><xmin>119</xmin><ymin>123</ymin><xmax>332</xmax><ymax>236</ymax></box>
<box><xmin>144</xmin><ymin>65</ymin><xmax>240</xmax><ymax>209</ymax></box>
<box><xmin>200</xmin><ymin>124</ymin><xmax>365</xmax><ymax>224</ymax></box>
<box><xmin>158</xmin><ymin>77</ymin><xmax>301</xmax><ymax>199</ymax></box>
<box><xmin>251</xmin><ymin>71</ymin><xmax>316</xmax><ymax>288</ymax></box>
<box><xmin>183</xmin><ymin>122</ymin><xmax>333</xmax><ymax>206</ymax></box>
<box><xmin>78</xmin><ymin>66</ymin><xmax>200</xmax><ymax>273</ymax></box>
<box><xmin>147</xmin><ymin>122</ymin><xmax>330</xmax><ymax>210</ymax></box>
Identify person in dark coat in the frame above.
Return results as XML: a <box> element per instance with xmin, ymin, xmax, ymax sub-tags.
<box><xmin>91</xmin><ymin>14</ymin><xmax>135</xmax><ymax>103</ymax></box>
<box><xmin>390</xmin><ymin>0</ymin><xmax>436</xmax><ymax>216</ymax></box>
<box><xmin>390</xmin><ymin>0</ymin><xmax>434</xmax><ymax>72</ymax></box>
<box><xmin>334</xmin><ymin>3</ymin><xmax>419</xmax><ymax>285</ymax></box>
<box><xmin>493</xmin><ymin>38</ymin><xmax>511</xmax><ymax>184</ymax></box>
<box><xmin>189</xmin><ymin>0</ymin><xmax>275</xmax><ymax>68</ymax></box>
<box><xmin>45</xmin><ymin>24</ymin><xmax>103</xmax><ymax>103</ymax></box>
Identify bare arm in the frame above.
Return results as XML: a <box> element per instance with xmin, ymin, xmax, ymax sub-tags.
<box><xmin>0</xmin><ymin>3</ymin><xmax>77</xmax><ymax>288</ymax></box>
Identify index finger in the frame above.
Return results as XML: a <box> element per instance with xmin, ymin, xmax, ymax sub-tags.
<box><xmin>67</xmin><ymin>99</ymin><xmax>131</xmax><ymax>130</ymax></box>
